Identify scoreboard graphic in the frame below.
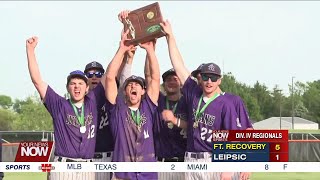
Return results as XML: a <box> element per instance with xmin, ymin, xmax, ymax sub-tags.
<box><xmin>212</xmin><ymin>130</ymin><xmax>289</xmax><ymax>162</ymax></box>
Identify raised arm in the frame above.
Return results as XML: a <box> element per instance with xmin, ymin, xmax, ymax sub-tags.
<box><xmin>101</xmin><ymin>9</ymin><xmax>133</xmax><ymax>90</ymax></box>
<box><xmin>105</xmin><ymin>30</ymin><xmax>134</xmax><ymax>104</ymax></box>
<box><xmin>160</xmin><ymin>20</ymin><xmax>190</xmax><ymax>85</ymax></box>
<box><xmin>144</xmin><ymin>54</ymin><xmax>151</xmax><ymax>87</ymax></box>
<box><xmin>26</xmin><ymin>37</ymin><xmax>48</xmax><ymax>99</ymax></box>
<box><xmin>118</xmin><ymin>47</ymin><xmax>136</xmax><ymax>89</ymax></box>
<box><xmin>144</xmin><ymin>40</ymin><xmax>157</xmax><ymax>87</ymax></box>
<box><xmin>140</xmin><ymin>41</ymin><xmax>160</xmax><ymax>105</ymax></box>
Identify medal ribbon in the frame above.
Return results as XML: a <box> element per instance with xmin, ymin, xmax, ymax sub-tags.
<box><xmin>195</xmin><ymin>93</ymin><xmax>220</xmax><ymax>120</ymax></box>
<box><xmin>69</xmin><ymin>100</ymin><xmax>85</xmax><ymax>126</ymax></box>
<box><xmin>130</xmin><ymin>109</ymin><xmax>141</xmax><ymax>125</ymax></box>
<box><xmin>166</xmin><ymin>97</ymin><xmax>178</xmax><ymax>114</ymax></box>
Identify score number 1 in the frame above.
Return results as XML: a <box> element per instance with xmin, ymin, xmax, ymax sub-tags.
<box><xmin>275</xmin><ymin>144</ymin><xmax>280</xmax><ymax>160</ymax></box>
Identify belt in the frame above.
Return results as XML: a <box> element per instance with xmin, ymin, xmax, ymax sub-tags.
<box><xmin>57</xmin><ymin>157</ymin><xmax>92</xmax><ymax>162</ymax></box>
<box><xmin>158</xmin><ymin>157</ymin><xmax>184</xmax><ymax>162</ymax></box>
<box><xmin>94</xmin><ymin>152</ymin><xmax>112</xmax><ymax>159</ymax></box>
<box><xmin>186</xmin><ymin>152</ymin><xmax>212</xmax><ymax>159</ymax></box>
<box><xmin>190</xmin><ymin>153</ymin><xmax>205</xmax><ymax>159</ymax></box>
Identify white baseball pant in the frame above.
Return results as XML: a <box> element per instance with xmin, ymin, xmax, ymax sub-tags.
<box><xmin>49</xmin><ymin>156</ymin><xmax>95</xmax><ymax>180</ymax></box>
<box><xmin>92</xmin><ymin>152</ymin><xmax>113</xmax><ymax>180</ymax></box>
<box><xmin>184</xmin><ymin>152</ymin><xmax>240</xmax><ymax>180</ymax></box>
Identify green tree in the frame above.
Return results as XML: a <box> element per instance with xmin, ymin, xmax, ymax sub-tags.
<box><xmin>301</xmin><ymin>80</ymin><xmax>320</xmax><ymax>123</ymax></box>
<box><xmin>251</xmin><ymin>81</ymin><xmax>273</xmax><ymax>119</ymax></box>
<box><xmin>12</xmin><ymin>94</ymin><xmax>53</xmax><ymax>131</ymax></box>
<box><xmin>0</xmin><ymin>95</ymin><xmax>13</xmax><ymax>109</ymax></box>
<box><xmin>0</xmin><ymin>108</ymin><xmax>17</xmax><ymax>130</ymax></box>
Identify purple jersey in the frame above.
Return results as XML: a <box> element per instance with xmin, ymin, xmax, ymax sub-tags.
<box><xmin>182</xmin><ymin>77</ymin><xmax>241</xmax><ymax>152</ymax></box>
<box><xmin>222</xmin><ymin>92</ymin><xmax>253</xmax><ymax>129</ymax></box>
<box><xmin>94</xmin><ymin>83</ymin><xmax>114</xmax><ymax>152</ymax></box>
<box><xmin>44</xmin><ymin>85</ymin><xmax>105</xmax><ymax>158</ymax></box>
<box><xmin>106</xmin><ymin>94</ymin><xmax>157</xmax><ymax>180</ymax></box>
<box><xmin>153</xmin><ymin>93</ymin><xmax>187</xmax><ymax>158</ymax></box>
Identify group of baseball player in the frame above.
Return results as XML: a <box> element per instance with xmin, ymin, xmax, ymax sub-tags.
<box><xmin>26</xmin><ymin>10</ymin><xmax>253</xmax><ymax>180</ymax></box>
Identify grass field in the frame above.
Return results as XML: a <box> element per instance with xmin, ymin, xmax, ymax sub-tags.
<box><xmin>252</xmin><ymin>172</ymin><xmax>320</xmax><ymax>180</ymax></box>
<box><xmin>3</xmin><ymin>172</ymin><xmax>46</xmax><ymax>180</ymax></box>
<box><xmin>3</xmin><ymin>172</ymin><xmax>320</xmax><ymax>180</ymax></box>
<box><xmin>289</xmin><ymin>129</ymin><xmax>320</xmax><ymax>134</ymax></box>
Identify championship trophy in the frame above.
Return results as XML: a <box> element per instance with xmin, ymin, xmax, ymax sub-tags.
<box><xmin>122</xmin><ymin>2</ymin><xmax>166</xmax><ymax>46</ymax></box>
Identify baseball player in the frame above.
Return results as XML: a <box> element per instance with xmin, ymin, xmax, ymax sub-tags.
<box><xmin>160</xmin><ymin>20</ymin><xmax>253</xmax><ymax>180</ymax></box>
<box><xmin>84</xmin><ymin>61</ymin><xmax>113</xmax><ymax>180</ymax></box>
<box><xmin>192</xmin><ymin>64</ymin><xmax>254</xmax><ymax>179</ymax></box>
<box><xmin>26</xmin><ymin>36</ymin><xmax>105</xmax><ymax>180</ymax></box>
<box><xmin>192</xmin><ymin>64</ymin><xmax>254</xmax><ymax>128</ymax></box>
<box><xmin>152</xmin><ymin>68</ymin><xmax>187</xmax><ymax>180</ymax></box>
<box><xmin>104</xmin><ymin>29</ymin><xmax>160</xmax><ymax>180</ymax></box>
<box><xmin>85</xmin><ymin>53</ymin><xmax>134</xmax><ymax>180</ymax></box>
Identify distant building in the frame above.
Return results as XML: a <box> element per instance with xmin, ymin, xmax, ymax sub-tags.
<box><xmin>253</xmin><ymin>117</ymin><xmax>319</xmax><ymax>130</ymax></box>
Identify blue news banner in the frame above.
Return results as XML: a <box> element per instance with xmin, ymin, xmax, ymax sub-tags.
<box><xmin>212</xmin><ymin>142</ymin><xmax>269</xmax><ymax>162</ymax></box>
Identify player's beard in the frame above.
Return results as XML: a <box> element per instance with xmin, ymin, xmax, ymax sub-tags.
<box><xmin>164</xmin><ymin>86</ymin><xmax>180</xmax><ymax>96</ymax></box>
<box><xmin>126</xmin><ymin>94</ymin><xmax>142</xmax><ymax>108</ymax></box>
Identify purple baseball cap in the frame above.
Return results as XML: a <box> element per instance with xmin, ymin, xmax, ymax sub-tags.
<box><xmin>84</xmin><ymin>61</ymin><xmax>105</xmax><ymax>74</ymax></box>
<box><xmin>123</xmin><ymin>75</ymin><xmax>146</xmax><ymax>89</ymax></box>
<box><xmin>191</xmin><ymin>63</ymin><xmax>205</xmax><ymax>77</ymax></box>
<box><xmin>67</xmin><ymin>70</ymin><xmax>88</xmax><ymax>84</ymax></box>
<box><xmin>162</xmin><ymin>68</ymin><xmax>177</xmax><ymax>82</ymax></box>
<box><xmin>200</xmin><ymin>63</ymin><xmax>221</xmax><ymax>76</ymax></box>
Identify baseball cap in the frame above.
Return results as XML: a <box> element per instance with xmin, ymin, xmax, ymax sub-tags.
<box><xmin>123</xmin><ymin>75</ymin><xmax>146</xmax><ymax>89</ymax></box>
<box><xmin>67</xmin><ymin>70</ymin><xmax>88</xmax><ymax>84</ymax></box>
<box><xmin>191</xmin><ymin>63</ymin><xmax>205</xmax><ymax>77</ymax></box>
<box><xmin>200</xmin><ymin>63</ymin><xmax>221</xmax><ymax>76</ymax></box>
<box><xmin>162</xmin><ymin>68</ymin><xmax>177</xmax><ymax>82</ymax></box>
<box><xmin>84</xmin><ymin>61</ymin><xmax>105</xmax><ymax>74</ymax></box>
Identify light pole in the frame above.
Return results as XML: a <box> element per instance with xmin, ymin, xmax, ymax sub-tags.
<box><xmin>292</xmin><ymin>76</ymin><xmax>295</xmax><ymax>129</ymax></box>
<box><xmin>276</xmin><ymin>87</ymin><xmax>282</xmax><ymax>129</ymax></box>
<box><xmin>279</xmin><ymin>90</ymin><xmax>282</xmax><ymax>129</ymax></box>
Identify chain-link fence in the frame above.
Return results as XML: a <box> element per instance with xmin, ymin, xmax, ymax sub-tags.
<box><xmin>0</xmin><ymin>131</ymin><xmax>54</xmax><ymax>143</ymax></box>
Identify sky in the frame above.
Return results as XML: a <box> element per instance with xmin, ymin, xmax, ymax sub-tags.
<box><xmin>1</xmin><ymin>1</ymin><xmax>320</xmax><ymax>100</ymax></box>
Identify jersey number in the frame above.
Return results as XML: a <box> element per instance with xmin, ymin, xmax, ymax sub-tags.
<box><xmin>87</xmin><ymin>125</ymin><xmax>95</xmax><ymax>139</ymax></box>
<box><xmin>200</xmin><ymin>127</ymin><xmax>213</xmax><ymax>142</ymax></box>
<box><xmin>180</xmin><ymin>129</ymin><xmax>187</xmax><ymax>138</ymax></box>
<box><xmin>99</xmin><ymin>112</ymin><xmax>109</xmax><ymax>129</ymax></box>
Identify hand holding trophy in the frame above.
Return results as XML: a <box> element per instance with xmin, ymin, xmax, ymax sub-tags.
<box><xmin>119</xmin><ymin>2</ymin><xmax>166</xmax><ymax>46</ymax></box>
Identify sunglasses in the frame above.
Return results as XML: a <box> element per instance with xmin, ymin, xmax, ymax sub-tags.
<box><xmin>86</xmin><ymin>71</ymin><xmax>103</xmax><ymax>78</ymax></box>
<box><xmin>201</xmin><ymin>74</ymin><xmax>220</xmax><ymax>82</ymax></box>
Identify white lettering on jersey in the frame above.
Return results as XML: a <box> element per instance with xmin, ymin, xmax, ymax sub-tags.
<box><xmin>144</xmin><ymin>129</ymin><xmax>150</xmax><ymax>139</ymax></box>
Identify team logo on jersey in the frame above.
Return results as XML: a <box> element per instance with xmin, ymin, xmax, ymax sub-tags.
<box><xmin>192</xmin><ymin>108</ymin><xmax>215</xmax><ymax>126</ymax></box>
<box><xmin>66</xmin><ymin>113</ymin><xmax>93</xmax><ymax>127</ymax></box>
<box><xmin>126</xmin><ymin>111</ymin><xmax>147</xmax><ymax>132</ymax></box>
<box><xmin>144</xmin><ymin>129</ymin><xmax>150</xmax><ymax>139</ymax></box>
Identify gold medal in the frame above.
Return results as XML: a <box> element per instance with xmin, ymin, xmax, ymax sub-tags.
<box><xmin>193</xmin><ymin>121</ymin><xmax>199</xmax><ymax>128</ymax></box>
<box><xmin>80</xmin><ymin>126</ymin><xmax>86</xmax><ymax>134</ymax></box>
<box><xmin>167</xmin><ymin>122</ymin><xmax>174</xmax><ymax>129</ymax></box>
